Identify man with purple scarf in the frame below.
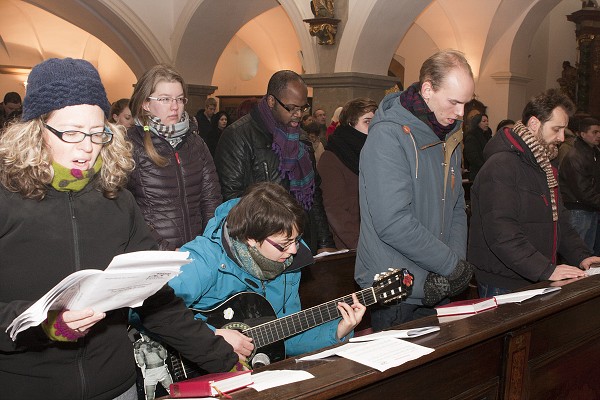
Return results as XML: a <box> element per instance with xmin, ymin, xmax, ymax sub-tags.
<box><xmin>214</xmin><ymin>70</ymin><xmax>336</xmax><ymax>254</ymax></box>
<box><xmin>356</xmin><ymin>50</ymin><xmax>475</xmax><ymax>330</ymax></box>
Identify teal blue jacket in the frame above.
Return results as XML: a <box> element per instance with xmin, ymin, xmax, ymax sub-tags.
<box><xmin>169</xmin><ymin>199</ymin><xmax>352</xmax><ymax>357</ymax></box>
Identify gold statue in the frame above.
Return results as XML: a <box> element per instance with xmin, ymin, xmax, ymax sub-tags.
<box><xmin>311</xmin><ymin>0</ymin><xmax>335</xmax><ymax>19</ymax></box>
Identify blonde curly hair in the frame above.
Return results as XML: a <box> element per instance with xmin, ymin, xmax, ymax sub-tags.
<box><xmin>0</xmin><ymin>115</ymin><xmax>134</xmax><ymax>200</ymax></box>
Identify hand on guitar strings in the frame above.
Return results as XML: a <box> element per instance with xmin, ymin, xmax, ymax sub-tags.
<box><xmin>336</xmin><ymin>293</ymin><xmax>367</xmax><ymax>340</ymax></box>
<box><xmin>215</xmin><ymin>328</ymin><xmax>254</xmax><ymax>361</ymax></box>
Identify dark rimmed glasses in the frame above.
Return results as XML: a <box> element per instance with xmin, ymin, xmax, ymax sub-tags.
<box><xmin>264</xmin><ymin>235</ymin><xmax>302</xmax><ymax>252</ymax></box>
<box><xmin>44</xmin><ymin>124</ymin><xmax>113</xmax><ymax>144</ymax></box>
<box><xmin>270</xmin><ymin>94</ymin><xmax>310</xmax><ymax>115</ymax></box>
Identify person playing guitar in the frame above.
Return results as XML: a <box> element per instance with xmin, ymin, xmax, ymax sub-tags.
<box><xmin>168</xmin><ymin>182</ymin><xmax>367</xmax><ymax>368</ymax></box>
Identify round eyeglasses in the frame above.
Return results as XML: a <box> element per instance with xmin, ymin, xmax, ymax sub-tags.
<box><xmin>44</xmin><ymin>124</ymin><xmax>113</xmax><ymax>144</ymax></box>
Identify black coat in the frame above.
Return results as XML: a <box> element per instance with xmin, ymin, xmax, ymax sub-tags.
<box><xmin>0</xmin><ymin>182</ymin><xmax>236</xmax><ymax>400</ymax></box>
<box><xmin>468</xmin><ymin>128</ymin><xmax>591</xmax><ymax>290</ymax></box>
<box><xmin>463</xmin><ymin>126</ymin><xmax>491</xmax><ymax>181</ymax></box>
<box><xmin>127</xmin><ymin>125</ymin><xmax>222</xmax><ymax>250</ymax></box>
<box><xmin>214</xmin><ymin>107</ymin><xmax>335</xmax><ymax>253</ymax></box>
<box><xmin>559</xmin><ymin>136</ymin><xmax>600</xmax><ymax>211</ymax></box>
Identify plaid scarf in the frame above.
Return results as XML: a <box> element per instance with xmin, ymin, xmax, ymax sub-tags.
<box><xmin>257</xmin><ymin>97</ymin><xmax>315</xmax><ymax>210</ymax></box>
<box><xmin>144</xmin><ymin>111</ymin><xmax>190</xmax><ymax>148</ymax></box>
<box><xmin>399</xmin><ymin>82</ymin><xmax>456</xmax><ymax>140</ymax></box>
<box><xmin>512</xmin><ymin>121</ymin><xmax>559</xmax><ymax>221</ymax></box>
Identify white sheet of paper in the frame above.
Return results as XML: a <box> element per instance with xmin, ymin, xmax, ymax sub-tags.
<box><xmin>494</xmin><ymin>287</ymin><xmax>561</xmax><ymax>305</ymax></box>
<box><xmin>313</xmin><ymin>249</ymin><xmax>350</xmax><ymax>258</ymax></box>
<box><xmin>6</xmin><ymin>251</ymin><xmax>189</xmax><ymax>340</ymax></box>
<box><xmin>337</xmin><ymin>337</ymin><xmax>434</xmax><ymax>372</ymax></box>
<box><xmin>297</xmin><ymin>343</ymin><xmax>362</xmax><ymax>361</ymax></box>
<box><xmin>349</xmin><ymin>326</ymin><xmax>440</xmax><ymax>343</ymax></box>
<box><xmin>248</xmin><ymin>370</ymin><xmax>314</xmax><ymax>391</ymax></box>
<box><xmin>585</xmin><ymin>267</ymin><xmax>600</xmax><ymax>276</ymax></box>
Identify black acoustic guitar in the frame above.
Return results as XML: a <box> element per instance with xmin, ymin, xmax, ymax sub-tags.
<box><xmin>167</xmin><ymin>267</ymin><xmax>414</xmax><ymax>382</ymax></box>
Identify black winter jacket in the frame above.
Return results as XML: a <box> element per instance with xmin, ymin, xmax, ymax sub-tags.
<box><xmin>559</xmin><ymin>136</ymin><xmax>600</xmax><ymax>211</ymax></box>
<box><xmin>214</xmin><ymin>107</ymin><xmax>335</xmax><ymax>253</ymax></box>
<box><xmin>127</xmin><ymin>125</ymin><xmax>222</xmax><ymax>250</ymax></box>
<box><xmin>0</xmin><ymin>182</ymin><xmax>237</xmax><ymax>400</ymax></box>
<box><xmin>468</xmin><ymin>127</ymin><xmax>591</xmax><ymax>290</ymax></box>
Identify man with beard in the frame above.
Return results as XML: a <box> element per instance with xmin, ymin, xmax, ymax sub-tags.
<box><xmin>215</xmin><ymin>70</ymin><xmax>336</xmax><ymax>254</ymax></box>
<box><xmin>468</xmin><ymin>89</ymin><xmax>600</xmax><ymax>297</ymax></box>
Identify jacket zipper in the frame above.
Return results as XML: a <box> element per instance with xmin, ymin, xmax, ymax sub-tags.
<box><xmin>78</xmin><ymin>338</ymin><xmax>86</xmax><ymax>400</ymax></box>
<box><xmin>440</xmin><ymin>143</ymin><xmax>447</xmax><ymax>238</ymax></box>
<box><xmin>68</xmin><ymin>192</ymin><xmax>81</xmax><ymax>271</ymax></box>
<box><xmin>174</xmin><ymin>151</ymin><xmax>192</xmax><ymax>242</ymax></box>
<box><xmin>262</xmin><ymin>162</ymin><xmax>269</xmax><ymax>180</ymax></box>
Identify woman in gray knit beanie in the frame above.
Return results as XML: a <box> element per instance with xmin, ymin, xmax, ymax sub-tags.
<box><xmin>0</xmin><ymin>58</ymin><xmax>238</xmax><ymax>400</ymax></box>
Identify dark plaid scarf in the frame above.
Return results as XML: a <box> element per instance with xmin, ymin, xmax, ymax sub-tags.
<box><xmin>399</xmin><ymin>82</ymin><xmax>456</xmax><ymax>140</ymax></box>
<box><xmin>258</xmin><ymin>97</ymin><xmax>315</xmax><ymax>210</ymax></box>
<box><xmin>145</xmin><ymin>111</ymin><xmax>190</xmax><ymax>148</ymax></box>
<box><xmin>512</xmin><ymin>121</ymin><xmax>559</xmax><ymax>221</ymax></box>
<box><xmin>326</xmin><ymin>123</ymin><xmax>367</xmax><ymax>175</ymax></box>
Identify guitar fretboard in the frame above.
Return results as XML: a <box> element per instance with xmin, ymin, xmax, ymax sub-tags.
<box><xmin>243</xmin><ymin>287</ymin><xmax>376</xmax><ymax>349</ymax></box>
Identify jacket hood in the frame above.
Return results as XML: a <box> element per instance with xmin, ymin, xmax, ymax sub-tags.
<box><xmin>371</xmin><ymin>91</ymin><xmax>462</xmax><ymax>147</ymax></box>
<box><xmin>203</xmin><ymin>198</ymin><xmax>314</xmax><ymax>273</ymax></box>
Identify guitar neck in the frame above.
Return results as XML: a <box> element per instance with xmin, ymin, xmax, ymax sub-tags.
<box><xmin>244</xmin><ymin>287</ymin><xmax>376</xmax><ymax>349</ymax></box>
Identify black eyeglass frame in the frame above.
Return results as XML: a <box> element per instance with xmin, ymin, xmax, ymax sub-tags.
<box><xmin>270</xmin><ymin>94</ymin><xmax>310</xmax><ymax>115</ymax></box>
<box><xmin>263</xmin><ymin>235</ymin><xmax>303</xmax><ymax>252</ymax></box>
<box><xmin>44</xmin><ymin>123</ymin><xmax>113</xmax><ymax>144</ymax></box>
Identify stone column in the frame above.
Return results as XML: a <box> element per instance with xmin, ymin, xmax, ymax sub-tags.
<box><xmin>302</xmin><ymin>72</ymin><xmax>400</xmax><ymax>118</ymax></box>
<box><xmin>187</xmin><ymin>84</ymin><xmax>217</xmax><ymax>117</ymax></box>
<box><xmin>568</xmin><ymin>7</ymin><xmax>600</xmax><ymax>116</ymax></box>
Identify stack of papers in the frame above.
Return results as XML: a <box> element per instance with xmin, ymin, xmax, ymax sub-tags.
<box><xmin>249</xmin><ymin>370</ymin><xmax>315</xmax><ymax>392</ymax></box>
<box><xmin>6</xmin><ymin>251</ymin><xmax>189</xmax><ymax>340</ymax></box>
<box><xmin>493</xmin><ymin>287</ymin><xmax>561</xmax><ymax>304</ymax></box>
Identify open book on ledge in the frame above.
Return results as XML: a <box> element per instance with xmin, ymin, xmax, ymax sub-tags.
<box><xmin>436</xmin><ymin>287</ymin><xmax>562</xmax><ymax>317</ymax></box>
<box><xmin>6</xmin><ymin>251</ymin><xmax>189</xmax><ymax>340</ymax></box>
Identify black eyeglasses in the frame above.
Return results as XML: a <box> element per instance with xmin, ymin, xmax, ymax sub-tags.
<box><xmin>270</xmin><ymin>95</ymin><xmax>310</xmax><ymax>115</ymax></box>
<box><xmin>45</xmin><ymin>124</ymin><xmax>113</xmax><ymax>144</ymax></box>
<box><xmin>264</xmin><ymin>235</ymin><xmax>302</xmax><ymax>252</ymax></box>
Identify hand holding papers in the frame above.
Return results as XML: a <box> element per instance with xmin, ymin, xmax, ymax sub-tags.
<box><xmin>6</xmin><ymin>251</ymin><xmax>189</xmax><ymax>340</ymax></box>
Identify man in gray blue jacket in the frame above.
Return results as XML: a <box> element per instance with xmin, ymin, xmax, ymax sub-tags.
<box><xmin>356</xmin><ymin>50</ymin><xmax>475</xmax><ymax>330</ymax></box>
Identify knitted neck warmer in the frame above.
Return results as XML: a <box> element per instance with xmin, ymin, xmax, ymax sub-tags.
<box><xmin>224</xmin><ymin>223</ymin><xmax>292</xmax><ymax>280</ymax></box>
<box><xmin>513</xmin><ymin>121</ymin><xmax>559</xmax><ymax>221</ymax></box>
<box><xmin>51</xmin><ymin>156</ymin><xmax>102</xmax><ymax>192</ymax></box>
<box><xmin>399</xmin><ymin>82</ymin><xmax>456</xmax><ymax>140</ymax></box>
<box><xmin>257</xmin><ymin>97</ymin><xmax>315</xmax><ymax>210</ymax></box>
<box><xmin>145</xmin><ymin>111</ymin><xmax>190</xmax><ymax>148</ymax></box>
<box><xmin>325</xmin><ymin>124</ymin><xmax>367</xmax><ymax>175</ymax></box>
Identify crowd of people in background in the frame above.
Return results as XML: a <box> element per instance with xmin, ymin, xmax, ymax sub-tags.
<box><xmin>1</xmin><ymin>48</ymin><xmax>600</xmax><ymax>399</ymax></box>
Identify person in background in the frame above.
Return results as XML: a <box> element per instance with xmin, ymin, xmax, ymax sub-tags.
<box><xmin>169</xmin><ymin>182</ymin><xmax>365</xmax><ymax>365</ymax></box>
<box><xmin>127</xmin><ymin>64</ymin><xmax>222</xmax><ymax>250</ymax></box>
<box><xmin>0</xmin><ymin>58</ymin><xmax>237</xmax><ymax>400</ymax></box>
<box><xmin>559</xmin><ymin>117</ymin><xmax>600</xmax><ymax>253</ymax></box>
<box><xmin>318</xmin><ymin>98</ymin><xmax>377</xmax><ymax>249</ymax></box>
<box><xmin>313</xmin><ymin>107</ymin><xmax>328</xmax><ymax>145</ymax></box>
<box><xmin>469</xmin><ymin>89</ymin><xmax>600</xmax><ymax>296</ymax></box>
<box><xmin>205</xmin><ymin>110</ymin><xmax>230</xmax><ymax>157</ymax></box>
<box><xmin>214</xmin><ymin>70</ymin><xmax>336</xmax><ymax>255</ymax></box>
<box><xmin>326</xmin><ymin>106</ymin><xmax>343</xmax><ymax>140</ymax></box>
<box><xmin>495</xmin><ymin>119</ymin><xmax>515</xmax><ymax>135</ymax></box>
<box><xmin>464</xmin><ymin>113</ymin><xmax>493</xmax><ymax>181</ymax></box>
<box><xmin>0</xmin><ymin>91</ymin><xmax>22</xmax><ymax>127</ymax></box>
<box><xmin>356</xmin><ymin>50</ymin><xmax>475</xmax><ymax>330</ymax></box>
<box><xmin>109</xmin><ymin>98</ymin><xmax>134</xmax><ymax>129</ymax></box>
<box><xmin>195</xmin><ymin>97</ymin><xmax>217</xmax><ymax>140</ymax></box>
<box><xmin>558</xmin><ymin>115</ymin><xmax>579</xmax><ymax>165</ymax></box>
<box><xmin>304</xmin><ymin>121</ymin><xmax>325</xmax><ymax>164</ymax></box>
<box><xmin>301</xmin><ymin>113</ymin><xmax>315</xmax><ymax>130</ymax></box>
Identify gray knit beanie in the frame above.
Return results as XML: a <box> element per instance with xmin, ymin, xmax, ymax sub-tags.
<box><xmin>22</xmin><ymin>58</ymin><xmax>110</xmax><ymax>121</ymax></box>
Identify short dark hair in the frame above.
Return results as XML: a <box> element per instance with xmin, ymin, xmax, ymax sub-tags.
<box><xmin>521</xmin><ymin>88</ymin><xmax>575</xmax><ymax>125</ymax></box>
<box><xmin>303</xmin><ymin>122</ymin><xmax>321</xmax><ymax>135</ymax></box>
<box><xmin>339</xmin><ymin>97</ymin><xmax>378</xmax><ymax>127</ymax></box>
<box><xmin>579</xmin><ymin>117</ymin><xmax>600</xmax><ymax>134</ymax></box>
<box><xmin>227</xmin><ymin>182</ymin><xmax>305</xmax><ymax>243</ymax></box>
<box><xmin>3</xmin><ymin>92</ymin><xmax>21</xmax><ymax>105</ymax></box>
<box><xmin>419</xmin><ymin>50</ymin><xmax>473</xmax><ymax>91</ymax></box>
<box><xmin>267</xmin><ymin>70</ymin><xmax>306</xmax><ymax>98</ymax></box>
<box><xmin>496</xmin><ymin>119</ymin><xmax>515</xmax><ymax>133</ymax></box>
<box><xmin>469</xmin><ymin>113</ymin><xmax>488</xmax><ymax>131</ymax></box>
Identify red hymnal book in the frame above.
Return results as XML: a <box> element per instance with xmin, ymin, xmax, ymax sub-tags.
<box><xmin>435</xmin><ymin>297</ymin><xmax>497</xmax><ymax>317</ymax></box>
<box><xmin>169</xmin><ymin>370</ymin><xmax>252</xmax><ymax>398</ymax></box>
